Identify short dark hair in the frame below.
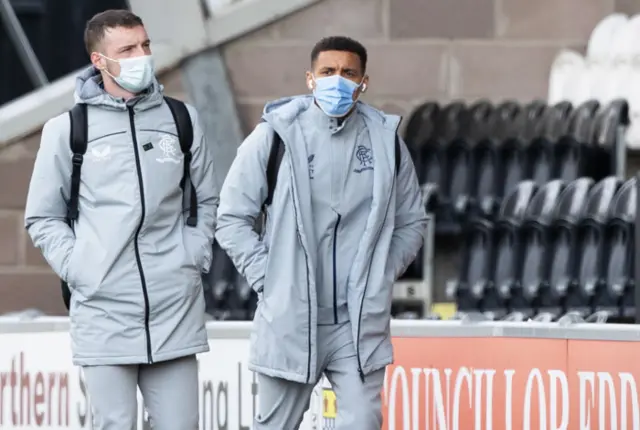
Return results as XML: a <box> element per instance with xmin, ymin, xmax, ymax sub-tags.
<box><xmin>310</xmin><ymin>36</ymin><xmax>368</xmax><ymax>72</ymax></box>
<box><xmin>84</xmin><ymin>9</ymin><xmax>144</xmax><ymax>55</ymax></box>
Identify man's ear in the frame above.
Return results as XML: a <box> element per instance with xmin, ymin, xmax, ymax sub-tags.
<box><xmin>361</xmin><ymin>75</ymin><xmax>370</xmax><ymax>93</ymax></box>
<box><xmin>90</xmin><ymin>52</ymin><xmax>105</xmax><ymax>70</ymax></box>
<box><xmin>305</xmin><ymin>71</ymin><xmax>314</xmax><ymax>90</ymax></box>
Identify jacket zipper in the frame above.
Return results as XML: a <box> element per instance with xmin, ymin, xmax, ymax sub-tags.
<box><xmin>292</xmin><ymin>193</ymin><xmax>312</xmax><ymax>384</ymax></box>
<box><xmin>355</xmin><ymin>123</ymin><xmax>402</xmax><ymax>382</ymax></box>
<box><xmin>285</xmin><ymin>152</ymin><xmax>313</xmax><ymax>384</ymax></box>
<box><xmin>332</xmin><ymin>214</ymin><xmax>342</xmax><ymax>324</ymax></box>
<box><xmin>128</xmin><ymin>107</ymin><xmax>153</xmax><ymax>364</ymax></box>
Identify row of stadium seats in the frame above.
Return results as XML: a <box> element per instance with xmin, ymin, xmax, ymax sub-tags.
<box><xmin>407</xmin><ymin>310</ymin><xmax>615</xmax><ymax>324</ymax></box>
<box><xmin>404</xmin><ymin>99</ymin><xmax>628</xmax><ymax>235</ymax></box>
<box><xmin>203</xmin><ymin>98</ymin><xmax>631</xmax><ymax>320</ymax></box>
<box><xmin>447</xmin><ymin>176</ymin><xmax>636</xmax><ymax>323</ymax></box>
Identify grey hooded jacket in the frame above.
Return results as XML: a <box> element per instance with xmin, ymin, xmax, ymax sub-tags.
<box><xmin>24</xmin><ymin>67</ymin><xmax>217</xmax><ymax>366</ymax></box>
<box><xmin>216</xmin><ymin>95</ymin><xmax>427</xmax><ymax>383</ymax></box>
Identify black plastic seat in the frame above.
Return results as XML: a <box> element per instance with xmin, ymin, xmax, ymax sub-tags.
<box><xmin>485</xmin><ymin>181</ymin><xmax>538</xmax><ymax>318</ymax></box>
<box><xmin>432</xmin><ymin>102</ymin><xmax>468</xmax><ymax>234</ymax></box>
<box><xmin>553</xmin><ymin>135</ymin><xmax>585</xmax><ymax>183</ymax></box>
<box><xmin>522</xmin><ymin>100</ymin><xmax>549</xmax><ymax>143</ymax></box>
<box><xmin>446</xmin><ymin>218</ymin><xmax>494</xmax><ymax>312</ymax></box>
<box><xmin>544</xmin><ymin>101</ymin><xmax>573</xmax><ymax>141</ymax></box>
<box><xmin>404</xmin><ymin>101</ymin><xmax>440</xmax><ymax>149</ymax></box>
<box><xmin>490</xmin><ymin>100</ymin><xmax>521</xmax><ymax>142</ymax></box>
<box><xmin>466</xmin><ymin>99</ymin><xmax>494</xmax><ymax>142</ymax></box>
<box><xmin>406</xmin><ymin>103</ymin><xmax>440</xmax><ymax>182</ymax></box>
<box><xmin>564</xmin><ymin>100</ymin><xmax>600</xmax><ymax>179</ymax></box>
<box><xmin>497</xmin><ymin>137</ymin><xmax>527</xmax><ymax>201</ymax></box>
<box><xmin>416</xmin><ymin>137</ymin><xmax>445</xmax><ymax>188</ymax></box>
<box><xmin>510</xmin><ymin>180</ymin><xmax>566</xmax><ymax>316</ymax></box>
<box><xmin>442</xmin><ymin>137</ymin><xmax>472</xmax><ymax>219</ymax></box>
<box><xmin>468</xmin><ymin>137</ymin><xmax>500</xmax><ymax>217</ymax></box>
<box><xmin>466</xmin><ymin>102</ymin><xmax>498</xmax><ymax>217</ymax></box>
<box><xmin>591</xmin><ymin>99</ymin><xmax>630</xmax><ymax>180</ymax></box>
<box><xmin>598</xmin><ymin>177</ymin><xmax>636</xmax><ymax>318</ymax></box>
<box><xmin>526</xmin><ymin>135</ymin><xmax>555</xmax><ymax>185</ymax></box>
<box><xmin>539</xmin><ymin>178</ymin><xmax>594</xmax><ymax>315</ymax></box>
<box><xmin>565</xmin><ymin>177</ymin><xmax>622</xmax><ymax>316</ymax></box>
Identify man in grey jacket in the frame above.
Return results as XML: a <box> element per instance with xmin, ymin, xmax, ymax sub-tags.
<box><xmin>24</xmin><ymin>10</ymin><xmax>216</xmax><ymax>430</ymax></box>
<box><xmin>216</xmin><ymin>36</ymin><xmax>427</xmax><ymax>429</ymax></box>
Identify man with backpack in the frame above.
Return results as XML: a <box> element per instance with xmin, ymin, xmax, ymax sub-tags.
<box><xmin>215</xmin><ymin>36</ymin><xmax>427</xmax><ymax>429</ymax></box>
<box><xmin>24</xmin><ymin>9</ymin><xmax>216</xmax><ymax>429</ymax></box>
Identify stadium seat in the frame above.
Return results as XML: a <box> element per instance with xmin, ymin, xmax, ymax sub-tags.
<box><xmin>552</xmin><ymin>100</ymin><xmax>600</xmax><ymax>182</ymax></box>
<box><xmin>532</xmin><ymin>311</ymin><xmax>556</xmax><ymax>322</ymax></box>
<box><xmin>502</xmin><ymin>311</ymin><xmax>527</xmax><ymax>322</ymax></box>
<box><xmin>468</xmin><ymin>136</ymin><xmax>499</xmax><ymax>217</ymax></box>
<box><xmin>490</xmin><ymin>100</ymin><xmax>521</xmax><ymax>141</ymax></box>
<box><xmin>526</xmin><ymin>132</ymin><xmax>554</xmax><ymax>185</ymax></box>
<box><xmin>467</xmin><ymin>99</ymin><xmax>494</xmax><ymax>141</ymax></box>
<box><xmin>548</xmin><ymin>49</ymin><xmax>588</xmax><ymax>105</ymax></box>
<box><xmin>598</xmin><ymin>177</ymin><xmax>636</xmax><ymax>319</ymax></box>
<box><xmin>483</xmin><ymin>180</ymin><xmax>538</xmax><ymax>318</ymax></box>
<box><xmin>522</xmin><ymin>100</ymin><xmax>549</xmax><ymax>142</ymax></box>
<box><xmin>497</xmin><ymin>131</ymin><xmax>527</xmax><ymax>201</ymax></box>
<box><xmin>510</xmin><ymin>180</ymin><xmax>566</xmax><ymax>316</ymax></box>
<box><xmin>404</xmin><ymin>101</ymin><xmax>440</xmax><ymax>148</ymax></box>
<box><xmin>445</xmin><ymin>217</ymin><xmax>494</xmax><ymax>312</ymax></box>
<box><xmin>591</xmin><ymin>99</ymin><xmax>629</xmax><ymax>179</ymax></box>
<box><xmin>538</xmin><ymin>177</ymin><xmax>594</xmax><ymax>317</ymax></box>
<box><xmin>557</xmin><ymin>310</ymin><xmax>585</xmax><ymax>325</ymax></box>
<box><xmin>565</xmin><ymin>176</ymin><xmax>622</xmax><ymax>316</ymax></box>
<box><xmin>585</xmin><ymin>310</ymin><xmax>610</xmax><ymax>323</ymax></box>
<box><xmin>405</xmin><ymin>102</ymin><xmax>440</xmax><ymax>185</ymax></box>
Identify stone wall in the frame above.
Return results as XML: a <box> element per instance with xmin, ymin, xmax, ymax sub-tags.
<box><xmin>0</xmin><ymin>0</ymin><xmax>626</xmax><ymax>313</ymax></box>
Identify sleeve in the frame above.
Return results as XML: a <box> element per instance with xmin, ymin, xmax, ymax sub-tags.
<box><xmin>215</xmin><ymin>122</ymin><xmax>272</xmax><ymax>293</ymax></box>
<box><xmin>24</xmin><ymin>115</ymin><xmax>76</xmax><ymax>281</ymax></box>
<box><xmin>386</xmin><ymin>136</ymin><xmax>428</xmax><ymax>280</ymax></box>
<box><xmin>183</xmin><ymin>106</ymin><xmax>219</xmax><ymax>273</ymax></box>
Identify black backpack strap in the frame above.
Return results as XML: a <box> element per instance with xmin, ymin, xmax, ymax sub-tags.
<box><xmin>394</xmin><ymin>134</ymin><xmax>401</xmax><ymax>175</ymax></box>
<box><xmin>62</xmin><ymin>103</ymin><xmax>88</xmax><ymax>311</ymax></box>
<box><xmin>263</xmin><ymin>130</ymin><xmax>285</xmax><ymax>209</ymax></box>
<box><xmin>67</xmin><ymin>103</ymin><xmax>88</xmax><ymax>223</ymax></box>
<box><xmin>164</xmin><ymin>96</ymin><xmax>197</xmax><ymax>227</ymax></box>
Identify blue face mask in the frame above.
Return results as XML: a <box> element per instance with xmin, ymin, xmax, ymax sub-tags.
<box><xmin>312</xmin><ymin>75</ymin><xmax>363</xmax><ymax>117</ymax></box>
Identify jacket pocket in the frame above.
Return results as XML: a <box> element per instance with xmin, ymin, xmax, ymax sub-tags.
<box><xmin>64</xmin><ymin>243</ymin><xmax>81</xmax><ymax>289</ymax></box>
<box><xmin>182</xmin><ymin>228</ymin><xmax>207</xmax><ymax>272</ymax></box>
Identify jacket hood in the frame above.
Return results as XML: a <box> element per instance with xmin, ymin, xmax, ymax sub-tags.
<box><xmin>74</xmin><ymin>66</ymin><xmax>164</xmax><ymax>111</ymax></box>
<box><xmin>262</xmin><ymin>95</ymin><xmax>401</xmax><ymax>133</ymax></box>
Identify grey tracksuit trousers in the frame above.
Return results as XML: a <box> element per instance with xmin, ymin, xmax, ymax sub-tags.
<box><xmin>82</xmin><ymin>355</ymin><xmax>199</xmax><ymax>430</ymax></box>
<box><xmin>254</xmin><ymin>322</ymin><xmax>385</xmax><ymax>430</ymax></box>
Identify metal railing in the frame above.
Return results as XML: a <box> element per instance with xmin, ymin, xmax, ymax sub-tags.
<box><xmin>0</xmin><ymin>0</ymin><xmax>48</xmax><ymax>88</ymax></box>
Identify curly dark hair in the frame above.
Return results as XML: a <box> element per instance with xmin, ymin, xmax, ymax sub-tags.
<box><xmin>310</xmin><ymin>36</ymin><xmax>368</xmax><ymax>72</ymax></box>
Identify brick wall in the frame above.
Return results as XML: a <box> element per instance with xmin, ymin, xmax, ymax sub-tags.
<box><xmin>224</xmin><ymin>0</ymin><xmax>618</xmax><ymax>134</ymax></box>
<box><xmin>0</xmin><ymin>0</ymin><xmax>625</xmax><ymax>313</ymax></box>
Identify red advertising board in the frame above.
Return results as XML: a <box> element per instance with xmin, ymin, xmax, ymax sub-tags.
<box><xmin>382</xmin><ymin>337</ymin><xmax>640</xmax><ymax>429</ymax></box>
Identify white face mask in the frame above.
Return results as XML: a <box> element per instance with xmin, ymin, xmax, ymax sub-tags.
<box><xmin>99</xmin><ymin>54</ymin><xmax>155</xmax><ymax>93</ymax></box>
